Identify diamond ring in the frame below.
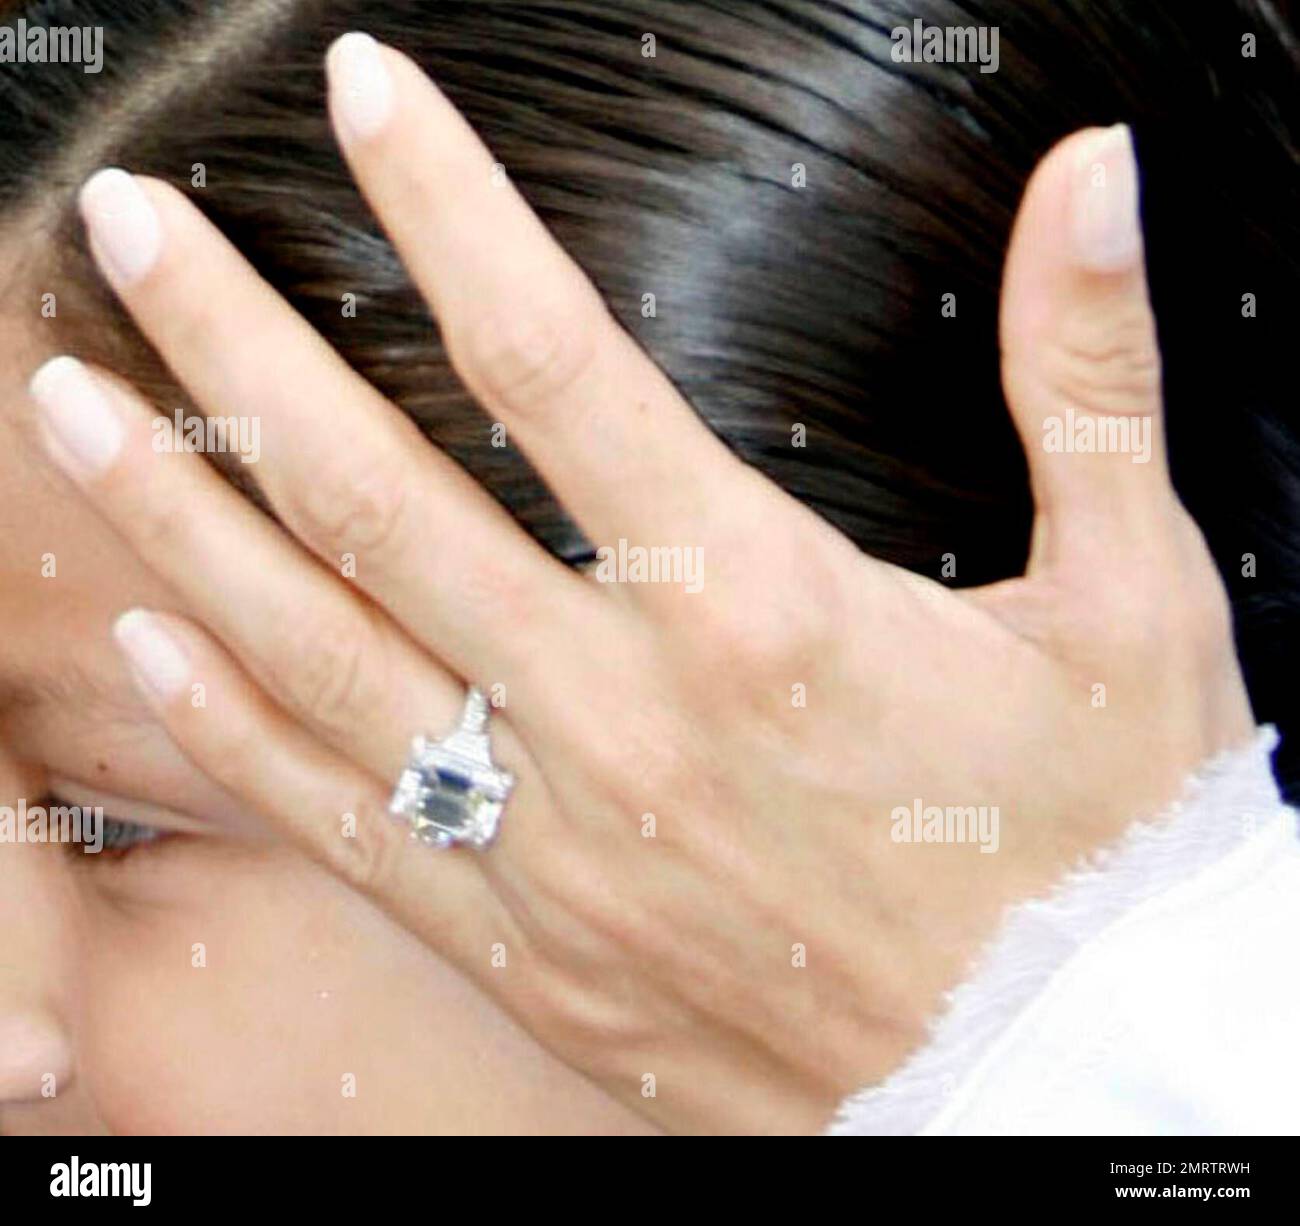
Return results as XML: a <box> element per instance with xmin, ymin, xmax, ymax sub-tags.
<box><xmin>389</xmin><ymin>686</ymin><xmax>514</xmax><ymax>850</ymax></box>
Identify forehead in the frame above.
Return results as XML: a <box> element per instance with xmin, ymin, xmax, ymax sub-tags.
<box><xmin>0</xmin><ymin>247</ymin><xmax>266</xmax><ymax>829</ymax></box>
<box><xmin>0</xmin><ymin>566</ymin><xmax>227</xmax><ymax>825</ymax></box>
<box><xmin>0</xmin><ymin>307</ymin><xmax>177</xmax><ymax>732</ymax></box>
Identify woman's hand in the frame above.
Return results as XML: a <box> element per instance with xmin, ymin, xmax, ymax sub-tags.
<box><xmin>28</xmin><ymin>34</ymin><xmax>1253</xmax><ymax>1133</ymax></box>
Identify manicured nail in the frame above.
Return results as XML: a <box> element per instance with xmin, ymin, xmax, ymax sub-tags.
<box><xmin>29</xmin><ymin>355</ymin><xmax>124</xmax><ymax>480</ymax></box>
<box><xmin>113</xmin><ymin>610</ymin><xmax>191</xmax><ymax>704</ymax></box>
<box><xmin>1070</xmin><ymin>124</ymin><xmax>1141</xmax><ymax>273</ymax></box>
<box><xmin>327</xmin><ymin>32</ymin><xmax>394</xmax><ymax>141</ymax></box>
<box><xmin>78</xmin><ymin>168</ymin><xmax>162</xmax><ymax>286</ymax></box>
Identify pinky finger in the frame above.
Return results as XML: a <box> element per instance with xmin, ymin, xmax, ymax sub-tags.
<box><xmin>110</xmin><ymin>606</ymin><xmax>514</xmax><ymax>968</ymax></box>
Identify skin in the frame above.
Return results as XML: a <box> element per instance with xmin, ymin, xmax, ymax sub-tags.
<box><xmin>0</xmin><ymin>330</ymin><xmax>652</xmax><ymax>1135</ymax></box>
<box><xmin>3</xmin><ymin>33</ymin><xmax>1256</xmax><ymax>1135</ymax></box>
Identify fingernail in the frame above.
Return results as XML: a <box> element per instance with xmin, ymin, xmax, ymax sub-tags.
<box><xmin>1069</xmin><ymin>124</ymin><xmax>1141</xmax><ymax>273</ymax></box>
<box><xmin>78</xmin><ymin>168</ymin><xmax>162</xmax><ymax>286</ymax></box>
<box><xmin>29</xmin><ymin>355</ymin><xmax>124</xmax><ymax>480</ymax></box>
<box><xmin>327</xmin><ymin>32</ymin><xmax>394</xmax><ymax>142</ymax></box>
<box><xmin>113</xmin><ymin>610</ymin><xmax>191</xmax><ymax>703</ymax></box>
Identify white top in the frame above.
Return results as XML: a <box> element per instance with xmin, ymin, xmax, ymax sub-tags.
<box><xmin>829</xmin><ymin>728</ymin><xmax>1300</xmax><ymax>1135</ymax></box>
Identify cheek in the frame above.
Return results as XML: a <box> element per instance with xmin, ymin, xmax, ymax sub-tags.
<box><xmin>71</xmin><ymin>851</ymin><xmax>380</xmax><ymax>1133</ymax></box>
<box><xmin>66</xmin><ymin>845</ymin><xmax>648</xmax><ymax>1135</ymax></box>
<box><xmin>68</xmin><ymin>846</ymin><xmax>497</xmax><ymax>1134</ymax></box>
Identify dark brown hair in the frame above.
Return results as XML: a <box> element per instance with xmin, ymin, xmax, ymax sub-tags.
<box><xmin>2</xmin><ymin>0</ymin><xmax>1298</xmax><ymax>794</ymax></box>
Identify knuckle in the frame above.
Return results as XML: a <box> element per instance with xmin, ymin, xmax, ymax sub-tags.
<box><xmin>690</xmin><ymin>571</ymin><xmax>837</xmax><ymax>684</ymax></box>
<box><xmin>275</xmin><ymin>609</ymin><xmax>381</xmax><ymax>737</ymax></box>
<box><xmin>1041</xmin><ymin>311</ymin><xmax>1164</xmax><ymax>416</ymax></box>
<box><xmin>725</xmin><ymin>610</ymin><xmax>819</xmax><ymax>681</ymax></box>
<box><xmin>328</xmin><ymin>800</ymin><xmax>405</xmax><ymax>897</ymax></box>
<box><xmin>290</xmin><ymin>454</ymin><xmax>409</xmax><ymax>559</ymax></box>
<box><xmin>451</xmin><ymin>291</ymin><xmax>606</xmax><ymax>418</ymax></box>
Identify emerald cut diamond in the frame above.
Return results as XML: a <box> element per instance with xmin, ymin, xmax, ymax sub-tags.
<box><xmin>390</xmin><ymin>689</ymin><xmax>513</xmax><ymax>850</ymax></box>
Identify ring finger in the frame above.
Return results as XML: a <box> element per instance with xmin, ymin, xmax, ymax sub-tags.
<box><xmin>109</xmin><ymin>605</ymin><xmax>516</xmax><ymax>970</ymax></box>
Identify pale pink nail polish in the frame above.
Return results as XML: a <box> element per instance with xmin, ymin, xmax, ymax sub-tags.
<box><xmin>79</xmin><ymin>168</ymin><xmax>162</xmax><ymax>286</ymax></box>
<box><xmin>1069</xmin><ymin>124</ymin><xmax>1142</xmax><ymax>274</ymax></box>
<box><xmin>327</xmin><ymin>32</ymin><xmax>395</xmax><ymax>142</ymax></box>
<box><xmin>29</xmin><ymin>355</ymin><xmax>125</xmax><ymax>480</ymax></box>
<box><xmin>113</xmin><ymin>610</ymin><xmax>191</xmax><ymax>704</ymax></box>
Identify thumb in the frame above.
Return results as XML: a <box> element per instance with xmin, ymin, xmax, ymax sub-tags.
<box><xmin>999</xmin><ymin>124</ymin><xmax>1174</xmax><ymax>570</ymax></box>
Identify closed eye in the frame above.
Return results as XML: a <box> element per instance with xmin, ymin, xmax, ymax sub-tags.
<box><xmin>97</xmin><ymin>814</ymin><xmax>167</xmax><ymax>854</ymax></box>
<box><xmin>42</xmin><ymin>796</ymin><xmax>175</xmax><ymax>861</ymax></box>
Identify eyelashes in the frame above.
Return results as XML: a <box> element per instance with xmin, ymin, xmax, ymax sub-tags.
<box><xmin>98</xmin><ymin>816</ymin><xmax>166</xmax><ymax>854</ymax></box>
<box><xmin>43</xmin><ymin>796</ymin><xmax>172</xmax><ymax>861</ymax></box>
